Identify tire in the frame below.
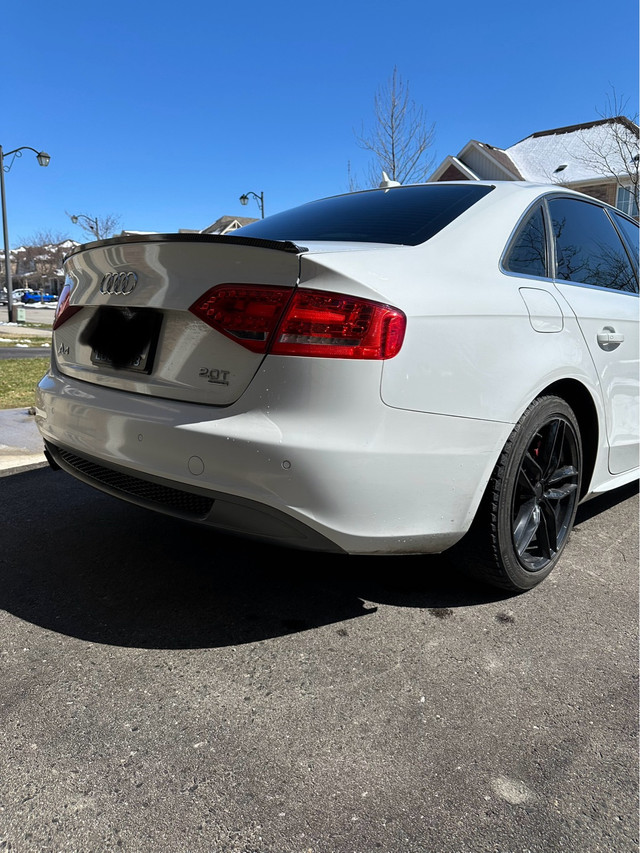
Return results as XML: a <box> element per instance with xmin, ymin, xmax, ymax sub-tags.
<box><xmin>455</xmin><ymin>395</ymin><xmax>582</xmax><ymax>592</ymax></box>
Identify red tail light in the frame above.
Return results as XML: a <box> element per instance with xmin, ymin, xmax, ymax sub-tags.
<box><xmin>189</xmin><ymin>285</ymin><xmax>406</xmax><ymax>359</ymax></box>
<box><xmin>53</xmin><ymin>283</ymin><xmax>82</xmax><ymax>330</ymax></box>
<box><xmin>272</xmin><ymin>289</ymin><xmax>405</xmax><ymax>359</ymax></box>
<box><xmin>189</xmin><ymin>285</ymin><xmax>292</xmax><ymax>353</ymax></box>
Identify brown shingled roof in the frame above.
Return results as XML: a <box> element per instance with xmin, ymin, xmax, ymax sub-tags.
<box><xmin>524</xmin><ymin>116</ymin><xmax>639</xmax><ymax>141</ymax></box>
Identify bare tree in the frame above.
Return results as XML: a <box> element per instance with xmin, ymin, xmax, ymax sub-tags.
<box><xmin>578</xmin><ymin>88</ymin><xmax>639</xmax><ymax>209</ymax></box>
<box><xmin>351</xmin><ymin>67</ymin><xmax>436</xmax><ymax>189</ymax></box>
<box><xmin>2</xmin><ymin>231</ymin><xmax>74</xmax><ymax>293</ymax></box>
<box><xmin>21</xmin><ymin>229</ymin><xmax>70</xmax><ymax>247</ymax></box>
<box><xmin>65</xmin><ymin>211</ymin><xmax>121</xmax><ymax>240</ymax></box>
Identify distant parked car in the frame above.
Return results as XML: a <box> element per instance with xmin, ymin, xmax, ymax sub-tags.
<box><xmin>1</xmin><ymin>288</ymin><xmax>56</xmax><ymax>305</ymax></box>
<box><xmin>36</xmin><ymin>181</ymin><xmax>639</xmax><ymax>591</ymax></box>
<box><xmin>21</xmin><ymin>290</ymin><xmax>57</xmax><ymax>304</ymax></box>
<box><xmin>0</xmin><ymin>288</ymin><xmax>27</xmax><ymax>304</ymax></box>
<box><xmin>2</xmin><ymin>288</ymin><xmax>26</xmax><ymax>304</ymax></box>
<box><xmin>5</xmin><ymin>289</ymin><xmax>40</xmax><ymax>304</ymax></box>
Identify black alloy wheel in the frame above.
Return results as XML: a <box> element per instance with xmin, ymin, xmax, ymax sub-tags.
<box><xmin>456</xmin><ymin>395</ymin><xmax>582</xmax><ymax>591</ymax></box>
<box><xmin>511</xmin><ymin>412</ymin><xmax>580</xmax><ymax>573</ymax></box>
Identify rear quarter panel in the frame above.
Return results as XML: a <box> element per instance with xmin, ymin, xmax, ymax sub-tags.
<box><xmin>299</xmin><ymin>193</ymin><xmax>602</xmax><ymax>427</ymax></box>
<box><xmin>375</xmin><ymin>197</ymin><xmax>603</xmax><ymax>425</ymax></box>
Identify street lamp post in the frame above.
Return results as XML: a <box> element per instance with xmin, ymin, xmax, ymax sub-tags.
<box><xmin>69</xmin><ymin>212</ymin><xmax>100</xmax><ymax>238</ymax></box>
<box><xmin>1</xmin><ymin>145</ymin><xmax>50</xmax><ymax>322</ymax></box>
<box><xmin>239</xmin><ymin>190</ymin><xmax>265</xmax><ymax>219</ymax></box>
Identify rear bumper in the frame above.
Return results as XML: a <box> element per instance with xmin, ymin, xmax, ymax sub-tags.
<box><xmin>36</xmin><ymin>364</ymin><xmax>512</xmax><ymax>555</ymax></box>
<box><xmin>43</xmin><ymin>439</ymin><xmax>343</xmax><ymax>552</ymax></box>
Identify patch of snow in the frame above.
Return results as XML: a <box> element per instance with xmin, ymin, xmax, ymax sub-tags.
<box><xmin>507</xmin><ymin>123</ymin><xmax>637</xmax><ymax>184</ymax></box>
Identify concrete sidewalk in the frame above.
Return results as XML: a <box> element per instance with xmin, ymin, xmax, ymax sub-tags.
<box><xmin>0</xmin><ymin>322</ymin><xmax>52</xmax><ymax>340</ymax></box>
<box><xmin>0</xmin><ymin>407</ymin><xmax>48</xmax><ymax>476</ymax></box>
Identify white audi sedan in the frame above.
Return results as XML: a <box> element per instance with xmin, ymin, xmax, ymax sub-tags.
<box><xmin>35</xmin><ymin>182</ymin><xmax>639</xmax><ymax>591</ymax></box>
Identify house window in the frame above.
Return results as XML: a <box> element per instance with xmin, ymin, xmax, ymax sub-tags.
<box><xmin>616</xmin><ymin>185</ymin><xmax>639</xmax><ymax>218</ymax></box>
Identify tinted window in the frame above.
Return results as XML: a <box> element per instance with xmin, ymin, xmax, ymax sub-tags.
<box><xmin>504</xmin><ymin>205</ymin><xmax>548</xmax><ymax>277</ymax></box>
<box><xmin>549</xmin><ymin>198</ymin><xmax>638</xmax><ymax>293</ymax></box>
<box><xmin>235</xmin><ymin>185</ymin><xmax>494</xmax><ymax>246</ymax></box>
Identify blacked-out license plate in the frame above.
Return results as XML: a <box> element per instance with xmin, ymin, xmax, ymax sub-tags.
<box><xmin>82</xmin><ymin>306</ymin><xmax>162</xmax><ymax>374</ymax></box>
<box><xmin>91</xmin><ymin>344</ymin><xmax>154</xmax><ymax>373</ymax></box>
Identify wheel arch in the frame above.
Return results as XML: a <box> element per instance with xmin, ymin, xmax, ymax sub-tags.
<box><xmin>537</xmin><ymin>378</ymin><xmax>599</xmax><ymax>499</ymax></box>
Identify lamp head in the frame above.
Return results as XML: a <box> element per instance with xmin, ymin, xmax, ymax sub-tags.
<box><xmin>36</xmin><ymin>151</ymin><xmax>51</xmax><ymax>167</ymax></box>
<box><xmin>239</xmin><ymin>194</ymin><xmax>249</xmax><ymax>206</ymax></box>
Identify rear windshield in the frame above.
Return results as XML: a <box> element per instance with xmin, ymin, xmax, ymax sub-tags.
<box><xmin>235</xmin><ymin>184</ymin><xmax>494</xmax><ymax>246</ymax></box>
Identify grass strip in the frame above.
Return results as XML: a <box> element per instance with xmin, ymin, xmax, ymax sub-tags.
<box><xmin>0</xmin><ymin>357</ymin><xmax>50</xmax><ymax>410</ymax></box>
<box><xmin>0</xmin><ymin>339</ymin><xmax>52</xmax><ymax>348</ymax></box>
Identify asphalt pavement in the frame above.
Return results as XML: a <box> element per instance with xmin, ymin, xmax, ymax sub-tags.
<box><xmin>0</xmin><ymin>466</ymin><xmax>637</xmax><ymax>853</ymax></box>
<box><xmin>0</xmin><ymin>304</ymin><xmax>56</xmax><ymax>326</ymax></box>
<box><xmin>0</xmin><ymin>317</ymin><xmax>637</xmax><ymax>852</ymax></box>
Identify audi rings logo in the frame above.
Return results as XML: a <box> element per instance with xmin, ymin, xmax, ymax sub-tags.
<box><xmin>100</xmin><ymin>271</ymin><xmax>138</xmax><ymax>295</ymax></box>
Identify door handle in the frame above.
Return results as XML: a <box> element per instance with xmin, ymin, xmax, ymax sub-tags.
<box><xmin>597</xmin><ymin>327</ymin><xmax>624</xmax><ymax>348</ymax></box>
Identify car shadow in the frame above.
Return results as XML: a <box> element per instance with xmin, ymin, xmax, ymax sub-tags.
<box><xmin>573</xmin><ymin>479</ymin><xmax>638</xmax><ymax>524</ymax></box>
<box><xmin>0</xmin><ymin>468</ymin><xmax>634</xmax><ymax>650</ymax></box>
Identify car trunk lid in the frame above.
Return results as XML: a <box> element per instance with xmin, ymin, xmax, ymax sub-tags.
<box><xmin>53</xmin><ymin>234</ymin><xmax>305</xmax><ymax>405</ymax></box>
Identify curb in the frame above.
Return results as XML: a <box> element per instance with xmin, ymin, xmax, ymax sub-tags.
<box><xmin>0</xmin><ymin>407</ymin><xmax>49</xmax><ymax>477</ymax></box>
<box><xmin>0</xmin><ymin>458</ymin><xmax>49</xmax><ymax>477</ymax></box>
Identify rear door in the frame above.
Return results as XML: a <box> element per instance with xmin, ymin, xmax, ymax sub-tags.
<box><xmin>548</xmin><ymin>197</ymin><xmax>639</xmax><ymax>474</ymax></box>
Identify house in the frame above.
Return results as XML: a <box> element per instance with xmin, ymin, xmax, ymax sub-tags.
<box><xmin>0</xmin><ymin>239</ymin><xmax>78</xmax><ymax>295</ymax></box>
<box><xmin>200</xmin><ymin>215</ymin><xmax>258</xmax><ymax>235</ymax></box>
<box><xmin>176</xmin><ymin>215</ymin><xmax>257</xmax><ymax>236</ymax></box>
<box><xmin>429</xmin><ymin>117</ymin><xmax>639</xmax><ymax>217</ymax></box>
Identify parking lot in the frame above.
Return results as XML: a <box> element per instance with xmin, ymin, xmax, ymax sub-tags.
<box><xmin>0</xmin><ymin>468</ymin><xmax>637</xmax><ymax>853</ymax></box>
<box><xmin>4</xmin><ymin>304</ymin><xmax>56</xmax><ymax>325</ymax></box>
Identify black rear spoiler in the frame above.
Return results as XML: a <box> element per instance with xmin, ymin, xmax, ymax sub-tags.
<box><xmin>64</xmin><ymin>232</ymin><xmax>308</xmax><ymax>262</ymax></box>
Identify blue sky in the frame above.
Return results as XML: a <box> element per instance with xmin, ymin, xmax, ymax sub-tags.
<box><xmin>2</xmin><ymin>0</ymin><xmax>638</xmax><ymax>246</ymax></box>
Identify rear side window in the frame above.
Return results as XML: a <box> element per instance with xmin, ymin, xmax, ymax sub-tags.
<box><xmin>503</xmin><ymin>205</ymin><xmax>548</xmax><ymax>278</ymax></box>
<box><xmin>235</xmin><ymin>184</ymin><xmax>494</xmax><ymax>246</ymax></box>
<box><xmin>549</xmin><ymin>198</ymin><xmax>638</xmax><ymax>293</ymax></box>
